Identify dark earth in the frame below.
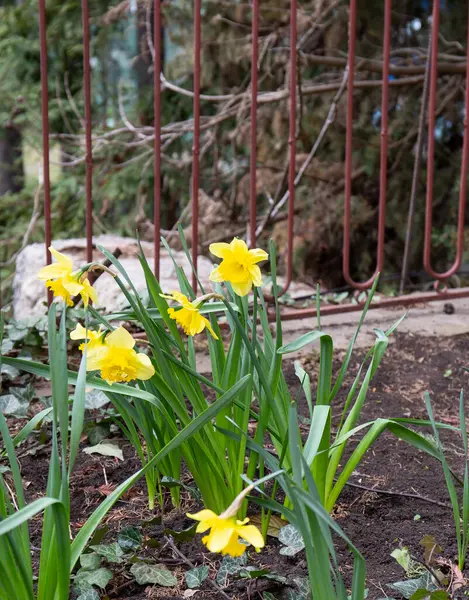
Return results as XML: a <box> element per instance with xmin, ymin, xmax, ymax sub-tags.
<box><xmin>4</xmin><ymin>329</ymin><xmax>469</xmax><ymax>599</ymax></box>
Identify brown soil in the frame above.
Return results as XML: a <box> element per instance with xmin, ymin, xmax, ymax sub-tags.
<box><xmin>4</xmin><ymin>331</ymin><xmax>469</xmax><ymax>599</ymax></box>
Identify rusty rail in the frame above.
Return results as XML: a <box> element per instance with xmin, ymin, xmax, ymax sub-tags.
<box><xmin>34</xmin><ymin>0</ymin><xmax>469</xmax><ymax>317</ymax></box>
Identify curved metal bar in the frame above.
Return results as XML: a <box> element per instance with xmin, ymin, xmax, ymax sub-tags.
<box><xmin>38</xmin><ymin>0</ymin><xmax>52</xmax><ymax>305</ymax></box>
<box><xmin>154</xmin><ymin>0</ymin><xmax>162</xmax><ymax>278</ymax></box>
<box><xmin>277</xmin><ymin>0</ymin><xmax>297</xmax><ymax>295</ymax></box>
<box><xmin>249</xmin><ymin>0</ymin><xmax>259</xmax><ymax>248</ymax></box>
<box><xmin>423</xmin><ymin>0</ymin><xmax>468</xmax><ymax>280</ymax></box>
<box><xmin>191</xmin><ymin>0</ymin><xmax>201</xmax><ymax>292</ymax></box>
<box><xmin>342</xmin><ymin>0</ymin><xmax>391</xmax><ymax>291</ymax></box>
<box><xmin>81</xmin><ymin>0</ymin><xmax>93</xmax><ymax>263</ymax></box>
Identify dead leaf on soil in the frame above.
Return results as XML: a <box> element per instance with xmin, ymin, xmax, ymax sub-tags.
<box><xmin>249</xmin><ymin>514</ymin><xmax>287</xmax><ymax>538</ymax></box>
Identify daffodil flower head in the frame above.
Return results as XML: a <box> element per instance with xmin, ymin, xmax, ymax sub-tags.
<box><xmin>187</xmin><ymin>486</ymin><xmax>264</xmax><ymax>557</ymax></box>
<box><xmin>161</xmin><ymin>291</ymin><xmax>218</xmax><ymax>339</ymax></box>
<box><xmin>73</xmin><ymin>326</ymin><xmax>155</xmax><ymax>385</ymax></box>
<box><xmin>38</xmin><ymin>247</ymin><xmax>98</xmax><ymax>307</ymax></box>
<box><xmin>209</xmin><ymin>238</ymin><xmax>268</xmax><ymax>297</ymax></box>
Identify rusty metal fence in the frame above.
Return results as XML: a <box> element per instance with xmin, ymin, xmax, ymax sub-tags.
<box><xmin>35</xmin><ymin>0</ymin><xmax>469</xmax><ymax>320</ymax></box>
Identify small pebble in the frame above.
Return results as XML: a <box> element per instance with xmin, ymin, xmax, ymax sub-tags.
<box><xmin>443</xmin><ymin>303</ymin><xmax>454</xmax><ymax>315</ymax></box>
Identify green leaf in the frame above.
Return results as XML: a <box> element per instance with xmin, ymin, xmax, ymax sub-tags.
<box><xmin>130</xmin><ymin>562</ymin><xmax>177</xmax><ymax>586</ymax></box>
<box><xmin>0</xmin><ymin>393</ymin><xmax>29</xmax><ymax>416</ymax></box>
<box><xmin>87</xmin><ymin>424</ymin><xmax>110</xmax><ymax>446</ymax></box>
<box><xmin>90</xmin><ymin>542</ymin><xmax>125</xmax><ymax>564</ymax></box>
<box><xmin>216</xmin><ymin>555</ymin><xmax>247</xmax><ymax>585</ymax></box>
<box><xmin>117</xmin><ymin>526</ymin><xmax>142</xmax><ymax>551</ymax></box>
<box><xmin>74</xmin><ymin>567</ymin><xmax>113</xmax><ymax>591</ymax></box>
<box><xmin>76</xmin><ymin>589</ymin><xmax>101</xmax><ymax>600</ymax></box>
<box><xmin>278</xmin><ymin>524</ymin><xmax>305</xmax><ymax>556</ymax></box>
<box><xmin>391</xmin><ymin>547</ymin><xmax>411</xmax><ymax>573</ymax></box>
<box><xmin>80</xmin><ymin>553</ymin><xmax>102</xmax><ymax>570</ymax></box>
<box><xmin>263</xmin><ymin>594</ymin><xmax>277</xmax><ymax>600</ymax></box>
<box><xmin>164</xmin><ymin>523</ymin><xmax>197</xmax><ymax>542</ymax></box>
<box><xmin>185</xmin><ymin>565</ymin><xmax>209</xmax><ymax>589</ymax></box>
<box><xmin>83</xmin><ymin>442</ymin><xmax>123</xmax><ymax>461</ymax></box>
<box><xmin>161</xmin><ymin>476</ymin><xmax>201</xmax><ymax>501</ymax></box>
<box><xmin>388</xmin><ymin>573</ymin><xmax>436</xmax><ymax>599</ymax></box>
<box><xmin>410</xmin><ymin>591</ymin><xmax>431</xmax><ymax>600</ymax></box>
<box><xmin>85</xmin><ymin>389</ymin><xmax>110</xmax><ymax>410</ymax></box>
<box><xmin>2</xmin><ymin>356</ymin><xmax>158</xmax><ymax>403</ymax></box>
<box><xmin>429</xmin><ymin>592</ymin><xmax>450</xmax><ymax>600</ymax></box>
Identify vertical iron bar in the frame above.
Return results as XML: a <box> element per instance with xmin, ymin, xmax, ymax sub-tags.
<box><xmin>249</xmin><ymin>0</ymin><xmax>259</xmax><ymax>248</ymax></box>
<box><xmin>82</xmin><ymin>0</ymin><xmax>93</xmax><ymax>263</ymax></box>
<box><xmin>399</xmin><ymin>33</ymin><xmax>432</xmax><ymax>293</ymax></box>
<box><xmin>343</xmin><ymin>0</ymin><xmax>390</xmax><ymax>290</ymax></box>
<box><xmin>424</xmin><ymin>0</ymin><xmax>468</xmax><ymax>280</ymax></box>
<box><xmin>153</xmin><ymin>0</ymin><xmax>162</xmax><ymax>278</ymax></box>
<box><xmin>191</xmin><ymin>0</ymin><xmax>201</xmax><ymax>292</ymax></box>
<box><xmin>280</xmin><ymin>0</ymin><xmax>297</xmax><ymax>293</ymax></box>
<box><xmin>38</xmin><ymin>0</ymin><xmax>52</xmax><ymax>305</ymax></box>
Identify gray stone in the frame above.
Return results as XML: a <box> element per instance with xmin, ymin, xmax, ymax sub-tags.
<box><xmin>12</xmin><ymin>235</ymin><xmax>215</xmax><ymax>320</ymax></box>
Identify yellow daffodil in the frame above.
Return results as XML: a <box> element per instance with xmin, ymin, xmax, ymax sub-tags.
<box><xmin>209</xmin><ymin>238</ymin><xmax>268</xmax><ymax>297</ymax></box>
<box><xmin>188</xmin><ymin>486</ymin><xmax>264</xmax><ymax>557</ymax></box>
<box><xmin>71</xmin><ymin>325</ymin><xmax>155</xmax><ymax>385</ymax></box>
<box><xmin>38</xmin><ymin>247</ymin><xmax>98</xmax><ymax>307</ymax></box>
<box><xmin>70</xmin><ymin>324</ymin><xmax>105</xmax><ymax>353</ymax></box>
<box><xmin>161</xmin><ymin>291</ymin><xmax>218</xmax><ymax>339</ymax></box>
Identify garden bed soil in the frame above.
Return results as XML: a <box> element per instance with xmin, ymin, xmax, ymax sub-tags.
<box><xmin>6</xmin><ymin>330</ymin><xmax>469</xmax><ymax>599</ymax></box>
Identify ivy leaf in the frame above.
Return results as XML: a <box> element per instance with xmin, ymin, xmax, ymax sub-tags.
<box><xmin>263</xmin><ymin>593</ymin><xmax>277</xmax><ymax>600</ymax></box>
<box><xmin>76</xmin><ymin>589</ymin><xmax>101</xmax><ymax>600</ymax></box>
<box><xmin>80</xmin><ymin>553</ymin><xmax>102</xmax><ymax>570</ymax></box>
<box><xmin>1</xmin><ymin>363</ymin><xmax>19</xmax><ymax>378</ymax></box>
<box><xmin>74</xmin><ymin>567</ymin><xmax>113</xmax><ymax>591</ymax></box>
<box><xmin>130</xmin><ymin>562</ymin><xmax>177</xmax><ymax>587</ymax></box>
<box><xmin>278</xmin><ymin>525</ymin><xmax>305</xmax><ymax>556</ymax></box>
<box><xmin>185</xmin><ymin>565</ymin><xmax>209</xmax><ymax>589</ymax></box>
<box><xmin>90</xmin><ymin>542</ymin><xmax>124</xmax><ymax>564</ymax></box>
<box><xmin>0</xmin><ymin>393</ymin><xmax>29</xmax><ymax>416</ymax></box>
<box><xmin>216</xmin><ymin>555</ymin><xmax>247</xmax><ymax>585</ymax></box>
<box><xmin>388</xmin><ymin>573</ymin><xmax>437</xmax><ymax>599</ymax></box>
<box><xmin>239</xmin><ymin>568</ymin><xmax>287</xmax><ymax>583</ymax></box>
<box><xmin>83</xmin><ymin>442</ymin><xmax>124</xmax><ymax>461</ymax></box>
<box><xmin>85</xmin><ymin>389</ymin><xmax>110</xmax><ymax>410</ymax></box>
<box><xmin>118</xmin><ymin>526</ymin><xmax>142</xmax><ymax>551</ymax></box>
<box><xmin>164</xmin><ymin>523</ymin><xmax>197</xmax><ymax>542</ymax></box>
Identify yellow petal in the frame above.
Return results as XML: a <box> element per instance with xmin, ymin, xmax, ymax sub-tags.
<box><xmin>230</xmin><ymin>237</ymin><xmax>249</xmax><ymax>256</ymax></box>
<box><xmin>187</xmin><ymin>509</ymin><xmax>218</xmax><ymax>522</ymax></box>
<box><xmin>134</xmin><ymin>353</ymin><xmax>155</xmax><ymax>380</ymax></box>
<box><xmin>248</xmin><ymin>248</ymin><xmax>269</xmax><ymax>263</ymax></box>
<box><xmin>203</xmin><ymin>317</ymin><xmax>218</xmax><ymax>340</ymax></box>
<box><xmin>231</xmin><ymin>280</ymin><xmax>252</xmax><ymax>297</ymax></box>
<box><xmin>86</xmin><ymin>346</ymin><xmax>108</xmax><ymax>371</ymax></box>
<box><xmin>237</xmin><ymin>524</ymin><xmax>265</xmax><ymax>550</ymax></box>
<box><xmin>49</xmin><ymin>247</ymin><xmax>73</xmax><ymax>268</ymax></box>
<box><xmin>37</xmin><ymin>263</ymin><xmax>70</xmax><ymax>281</ymax></box>
<box><xmin>222</xmin><ymin>532</ymin><xmax>247</xmax><ymax>557</ymax></box>
<box><xmin>209</xmin><ymin>242</ymin><xmax>231</xmax><ymax>259</ymax></box>
<box><xmin>204</xmin><ymin>525</ymin><xmax>236</xmax><ymax>553</ymax></box>
<box><xmin>105</xmin><ymin>326</ymin><xmax>135</xmax><ymax>350</ymax></box>
<box><xmin>81</xmin><ymin>278</ymin><xmax>98</xmax><ymax>305</ymax></box>
<box><xmin>161</xmin><ymin>291</ymin><xmax>190</xmax><ymax>306</ymax></box>
<box><xmin>70</xmin><ymin>324</ymin><xmax>87</xmax><ymax>340</ymax></box>
<box><xmin>209</xmin><ymin>266</ymin><xmax>224</xmax><ymax>283</ymax></box>
<box><xmin>248</xmin><ymin>264</ymin><xmax>263</xmax><ymax>287</ymax></box>
<box><xmin>62</xmin><ymin>277</ymin><xmax>84</xmax><ymax>297</ymax></box>
<box><xmin>188</xmin><ymin>312</ymin><xmax>206</xmax><ymax>336</ymax></box>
